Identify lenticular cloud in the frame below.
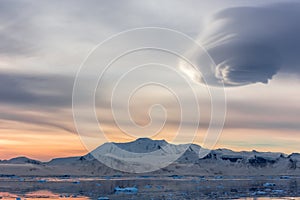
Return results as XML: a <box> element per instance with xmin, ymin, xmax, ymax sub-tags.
<box><xmin>193</xmin><ymin>2</ymin><xmax>300</xmax><ymax>86</ymax></box>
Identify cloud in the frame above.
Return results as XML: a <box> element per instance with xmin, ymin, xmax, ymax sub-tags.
<box><xmin>0</xmin><ymin>71</ymin><xmax>75</xmax><ymax>133</ymax></box>
<box><xmin>0</xmin><ymin>71</ymin><xmax>73</xmax><ymax>107</ymax></box>
<box><xmin>0</xmin><ymin>1</ymin><xmax>41</xmax><ymax>56</ymax></box>
<box><xmin>0</xmin><ymin>108</ymin><xmax>74</xmax><ymax>133</ymax></box>
<box><xmin>197</xmin><ymin>2</ymin><xmax>300</xmax><ymax>86</ymax></box>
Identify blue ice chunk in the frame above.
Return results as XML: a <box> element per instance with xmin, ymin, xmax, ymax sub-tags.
<box><xmin>114</xmin><ymin>186</ymin><xmax>138</xmax><ymax>194</ymax></box>
<box><xmin>98</xmin><ymin>197</ymin><xmax>109</xmax><ymax>200</ymax></box>
<box><xmin>263</xmin><ymin>182</ymin><xmax>276</xmax><ymax>187</ymax></box>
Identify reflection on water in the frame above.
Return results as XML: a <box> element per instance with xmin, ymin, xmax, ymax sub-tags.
<box><xmin>0</xmin><ymin>190</ymin><xmax>89</xmax><ymax>200</ymax></box>
<box><xmin>1</xmin><ymin>191</ymin><xmax>299</xmax><ymax>200</ymax></box>
<box><xmin>0</xmin><ymin>176</ymin><xmax>299</xmax><ymax>200</ymax></box>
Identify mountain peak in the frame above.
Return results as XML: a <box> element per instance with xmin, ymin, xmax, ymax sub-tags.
<box><xmin>134</xmin><ymin>137</ymin><xmax>167</xmax><ymax>143</ymax></box>
<box><xmin>136</xmin><ymin>137</ymin><xmax>154</xmax><ymax>141</ymax></box>
<box><xmin>111</xmin><ymin>138</ymin><xmax>169</xmax><ymax>153</ymax></box>
<box><xmin>2</xmin><ymin>156</ymin><xmax>41</xmax><ymax>164</ymax></box>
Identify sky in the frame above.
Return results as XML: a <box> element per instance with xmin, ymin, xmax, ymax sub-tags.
<box><xmin>0</xmin><ymin>0</ymin><xmax>300</xmax><ymax>161</ymax></box>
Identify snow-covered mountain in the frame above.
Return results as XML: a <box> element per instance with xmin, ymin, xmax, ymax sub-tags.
<box><xmin>0</xmin><ymin>156</ymin><xmax>41</xmax><ymax>164</ymax></box>
<box><xmin>0</xmin><ymin>138</ymin><xmax>299</xmax><ymax>176</ymax></box>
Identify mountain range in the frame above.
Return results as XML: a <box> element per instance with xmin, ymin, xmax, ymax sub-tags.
<box><xmin>0</xmin><ymin>138</ymin><xmax>299</xmax><ymax>176</ymax></box>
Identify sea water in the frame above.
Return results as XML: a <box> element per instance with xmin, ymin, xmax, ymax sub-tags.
<box><xmin>0</xmin><ymin>176</ymin><xmax>299</xmax><ymax>199</ymax></box>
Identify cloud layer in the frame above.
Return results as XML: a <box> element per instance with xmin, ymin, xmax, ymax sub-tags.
<box><xmin>0</xmin><ymin>0</ymin><xmax>299</xmax><ymax>159</ymax></box>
